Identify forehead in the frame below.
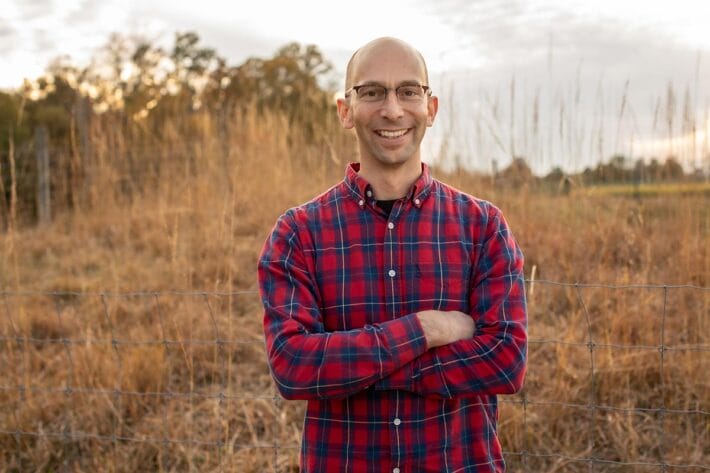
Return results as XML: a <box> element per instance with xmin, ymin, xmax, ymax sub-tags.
<box><xmin>350</xmin><ymin>43</ymin><xmax>427</xmax><ymax>85</ymax></box>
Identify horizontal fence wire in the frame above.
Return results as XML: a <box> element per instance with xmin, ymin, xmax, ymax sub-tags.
<box><xmin>1</xmin><ymin>280</ymin><xmax>708</xmax><ymax>472</ymax></box>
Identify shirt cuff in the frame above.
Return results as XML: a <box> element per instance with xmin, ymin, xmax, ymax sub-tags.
<box><xmin>375</xmin><ymin>312</ymin><xmax>427</xmax><ymax>391</ymax></box>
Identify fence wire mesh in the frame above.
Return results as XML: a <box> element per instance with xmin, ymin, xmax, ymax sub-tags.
<box><xmin>1</xmin><ymin>280</ymin><xmax>708</xmax><ymax>472</ymax></box>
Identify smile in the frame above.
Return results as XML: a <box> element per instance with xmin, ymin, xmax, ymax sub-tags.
<box><xmin>375</xmin><ymin>129</ymin><xmax>410</xmax><ymax>138</ymax></box>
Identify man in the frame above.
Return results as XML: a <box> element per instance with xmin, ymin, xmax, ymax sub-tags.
<box><xmin>258</xmin><ymin>37</ymin><xmax>527</xmax><ymax>472</ymax></box>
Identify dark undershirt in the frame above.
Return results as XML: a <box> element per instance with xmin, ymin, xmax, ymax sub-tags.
<box><xmin>376</xmin><ymin>200</ymin><xmax>397</xmax><ymax>217</ymax></box>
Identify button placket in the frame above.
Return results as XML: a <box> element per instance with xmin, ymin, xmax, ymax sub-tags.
<box><xmin>382</xmin><ymin>197</ymin><xmax>400</xmax><ymax>325</ymax></box>
<box><xmin>392</xmin><ymin>416</ymin><xmax>402</xmax><ymax>472</ymax></box>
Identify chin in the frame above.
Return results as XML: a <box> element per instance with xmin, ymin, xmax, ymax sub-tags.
<box><xmin>375</xmin><ymin>148</ymin><xmax>418</xmax><ymax>165</ymax></box>
<box><xmin>374</xmin><ymin>155</ymin><xmax>412</xmax><ymax>167</ymax></box>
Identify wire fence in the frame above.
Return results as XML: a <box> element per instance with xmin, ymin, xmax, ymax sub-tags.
<box><xmin>1</xmin><ymin>280</ymin><xmax>708</xmax><ymax>472</ymax></box>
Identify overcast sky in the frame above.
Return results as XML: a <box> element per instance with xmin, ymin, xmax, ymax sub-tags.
<box><xmin>1</xmin><ymin>0</ymin><xmax>709</xmax><ymax>173</ymax></box>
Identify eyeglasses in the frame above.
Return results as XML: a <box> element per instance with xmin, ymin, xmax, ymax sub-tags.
<box><xmin>345</xmin><ymin>83</ymin><xmax>431</xmax><ymax>103</ymax></box>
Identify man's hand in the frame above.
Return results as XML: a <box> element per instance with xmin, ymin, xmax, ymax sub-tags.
<box><xmin>416</xmin><ymin>310</ymin><xmax>475</xmax><ymax>349</ymax></box>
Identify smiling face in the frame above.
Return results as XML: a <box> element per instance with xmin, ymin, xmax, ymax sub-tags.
<box><xmin>337</xmin><ymin>38</ymin><xmax>438</xmax><ymax>172</ymax></box>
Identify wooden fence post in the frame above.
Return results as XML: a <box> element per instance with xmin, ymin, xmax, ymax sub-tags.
<box><xmin>76</xmin><ymin>96</ymin><xmax>92</xmax><ymax>205</ymax></box>
<box><xmin>35</xmin><ymin>125</ymin><xmax>51</xmax><ymax>225</ymax></box>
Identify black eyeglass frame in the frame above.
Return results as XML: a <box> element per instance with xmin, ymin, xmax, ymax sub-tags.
<box><xmin>344</xmin><ymin>83</ymin><xmax>432</xmax><ymax>101</ymax></box>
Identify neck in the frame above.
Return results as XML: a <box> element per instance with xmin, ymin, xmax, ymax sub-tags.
<box><xmin>357</xmin><ymin>157</ymin><xmax>422</xmax><ymax>200</ymax></box>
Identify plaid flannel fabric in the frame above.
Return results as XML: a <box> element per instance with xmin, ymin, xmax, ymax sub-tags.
<box><xmin>258</xmin><ymin>162</ymin><xmax>527</xmax><ymax>472</ymax></box>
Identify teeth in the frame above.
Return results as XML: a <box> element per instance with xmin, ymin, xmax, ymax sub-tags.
<box><xmin>377</xmin><ymin>129</ymin><xmax>408</xmax><ymax>138</ymax></box>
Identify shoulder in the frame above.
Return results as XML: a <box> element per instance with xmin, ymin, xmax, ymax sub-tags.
<box><xmin>267</xmin><ymin>181</ymin><xmax>347</xmax><ymax>247</ymax></box>
<box><xmin>430</xmin><ymin>178</ymin><xmax>506</xmax><ymax>224</ymax></box>
<box><xmin>280</xmin><ymin>182</ymin><xmax>345</xmax><ymax>227</ymax></box>
<box><xmin>431</xmin><ymin>180</ymin><xmax>523</xmax><ymax>265</ymax></box>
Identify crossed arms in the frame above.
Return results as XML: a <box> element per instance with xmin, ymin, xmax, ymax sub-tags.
<box><xmin>257</xmin><ymin>206</ymin><xmax>527</xmax><ymax>401</ymax></box>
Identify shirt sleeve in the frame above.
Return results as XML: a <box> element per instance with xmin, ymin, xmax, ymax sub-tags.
<box><xmin>374</xmin><ymin>205</ymin><xmax>528</xmax><ymax>398</ymax></box>
<box><xmin>258</xmin><ymin>210</ymin><xmax>429</xmax><ymax>401</ymax></box>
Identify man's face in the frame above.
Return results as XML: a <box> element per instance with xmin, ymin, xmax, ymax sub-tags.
<box><xmin>337</xmin><ymin>42</ymin><xmax>438</xmax><ymax>169</ymax></box>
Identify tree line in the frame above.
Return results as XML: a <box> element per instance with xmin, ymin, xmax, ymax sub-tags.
<box><xmin>0</xmin><ymin>32</ymin><xmax>339</xmax><ymax>227</ymax></box>
<box><xmin>494</xmin><ymin>154</ymin><xmax>698</xmax><ymax>191</ymax></box>
<box><xmin>1</xmin><ymin>31</ymin><xmax>336</xmax><ymax>149</ymax></box>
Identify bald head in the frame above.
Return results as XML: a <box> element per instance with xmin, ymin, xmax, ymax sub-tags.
<box><xmin>344</xmin><ymin>37</ymin><xmax>429</xmax><ymax>91</ymax></box>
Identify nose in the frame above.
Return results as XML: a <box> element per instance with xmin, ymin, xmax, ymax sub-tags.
<box><xmin>379</xmin><ymin>89</ymin><xmax>404</xmax><ymax>120</ymax></box>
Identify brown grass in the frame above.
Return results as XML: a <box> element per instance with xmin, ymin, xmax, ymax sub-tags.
<box><xmin>1</xmin><ymin>105</ymin><xmax>708</xmax><ymax>471</ymax></box>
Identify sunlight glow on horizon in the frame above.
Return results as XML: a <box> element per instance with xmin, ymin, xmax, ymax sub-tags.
<box><xmin>631</xmin><ymin>121</ymin><xmax>710</xmax><ymax>170</ymax></box>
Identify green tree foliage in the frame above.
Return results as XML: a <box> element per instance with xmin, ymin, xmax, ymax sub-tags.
<box><xmin>217</xmin><ymin>42</ymin><xmax>333</xmax><ymax>138</ymax></box>
<box><xmin>0</xmin><ymin>92</ymin><xmax>30</xmax><ymax>151</ymax></box>
<box><xmin>579</xmin><ymin>155</ymin><xmax>689</xmax><ymax>185</ymax></box>
<box><xmin>497</xmin><ymin>157</ymin><xmax>534</xmax><ymax>188</ymax></box>
<box><xmin>0</xmin><ymin>31</ymin><xmax>337</xmax><ymax>226</ymax></box>
<box><xmin>1</xmin><ymin>31</ymin><xmax>334</xmax><ymax>134</ymax></box>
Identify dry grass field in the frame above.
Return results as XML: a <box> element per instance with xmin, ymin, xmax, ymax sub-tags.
<box><xmin>1</xmin><ymin>106</ymin><xmax>708</xmax><ymax>471</ymax></box>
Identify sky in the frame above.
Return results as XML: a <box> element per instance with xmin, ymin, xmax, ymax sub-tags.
<box><xmin>1</xmin><ymin>0</ymin><xmax>709</xmax><ymax>173</ymax></box>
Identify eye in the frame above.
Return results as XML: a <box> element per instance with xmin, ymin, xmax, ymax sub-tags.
<box><xmin>397</xmin><ymin>85</ymin><xmax>424</xmax><ymax>100</ymax></box>
<box><xmin>357</xmin><ymin>85</ymin><xmax>386</xmax><ymax>101</ymax></box>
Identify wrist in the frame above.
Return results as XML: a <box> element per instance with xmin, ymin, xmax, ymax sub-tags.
<box><xmin>416</xmin><ymin>310</ymin><xmax>446</xmax><ymax>348</ymax></box>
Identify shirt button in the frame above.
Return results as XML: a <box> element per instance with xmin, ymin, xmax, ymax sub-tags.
<box><xmin>393</xmin><ymin>418</ymin><xmax>401</xmax><ymax>426</ymax></box>
<box><xmin>393</xmin><ymin>468</ymin><xmax>400</xmax><ymax>473</ymax></box>
<box><xmin>414</xmin><ymin>198</ymin><xmax>421</xmax><ymax>206</ymax></box>
<box><xmin>366</xmin><ymin>190</ymin><xmax>373</xmax><ymax>197</ymax></box>
<box><xmin>358</xmin><ymin>199</ymin><xmax>365</xmax><ymax>207</ymax></box>
<box><xmin>387</xmin><ymin>222</ymin><xmax>394</xmax><ymax>230</ymax></box>
<box><xmin>388</xmin><ymin>269</ymin><xmax>396</xmax><ymax>278</ymax></box>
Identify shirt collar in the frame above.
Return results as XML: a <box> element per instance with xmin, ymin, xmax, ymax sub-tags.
<box><xmin>344</xmin><ymin>162</ymin><xmax>434</xmax><ymax>209</ymax></box>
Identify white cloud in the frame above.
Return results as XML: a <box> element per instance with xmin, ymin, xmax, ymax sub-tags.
<box><xmin>0</xmin><ymin>0</ymin><xmax>137</xmax><ymax>89</ymax></box>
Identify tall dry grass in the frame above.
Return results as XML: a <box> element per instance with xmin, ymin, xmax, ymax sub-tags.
<box><xmin>1</xmin><ymin>103</ymin><xmax>708</xmax><ymax>471</ymax></box>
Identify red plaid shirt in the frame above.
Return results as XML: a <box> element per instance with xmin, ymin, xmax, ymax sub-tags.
<box><xmin>258</xmin><ymin>163</ymin><xmax>527</xmax><ymax>472</ymax></box>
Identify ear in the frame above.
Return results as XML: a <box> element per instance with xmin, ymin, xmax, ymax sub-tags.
<box><xmin>337</xmin><ymin>97</ymin><xmax>354</xmax><ymax>129</ymax></box>
<box><xmin>426</xmin><ymin>95</ymin><xmax>438</xmax><ymax>127</ymax></box>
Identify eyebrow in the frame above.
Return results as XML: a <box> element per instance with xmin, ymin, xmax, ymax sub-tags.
<box><xmin>354</xmin><ymin>79</ymin><xmax>425</xmax><ymax>87</ymax></box>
